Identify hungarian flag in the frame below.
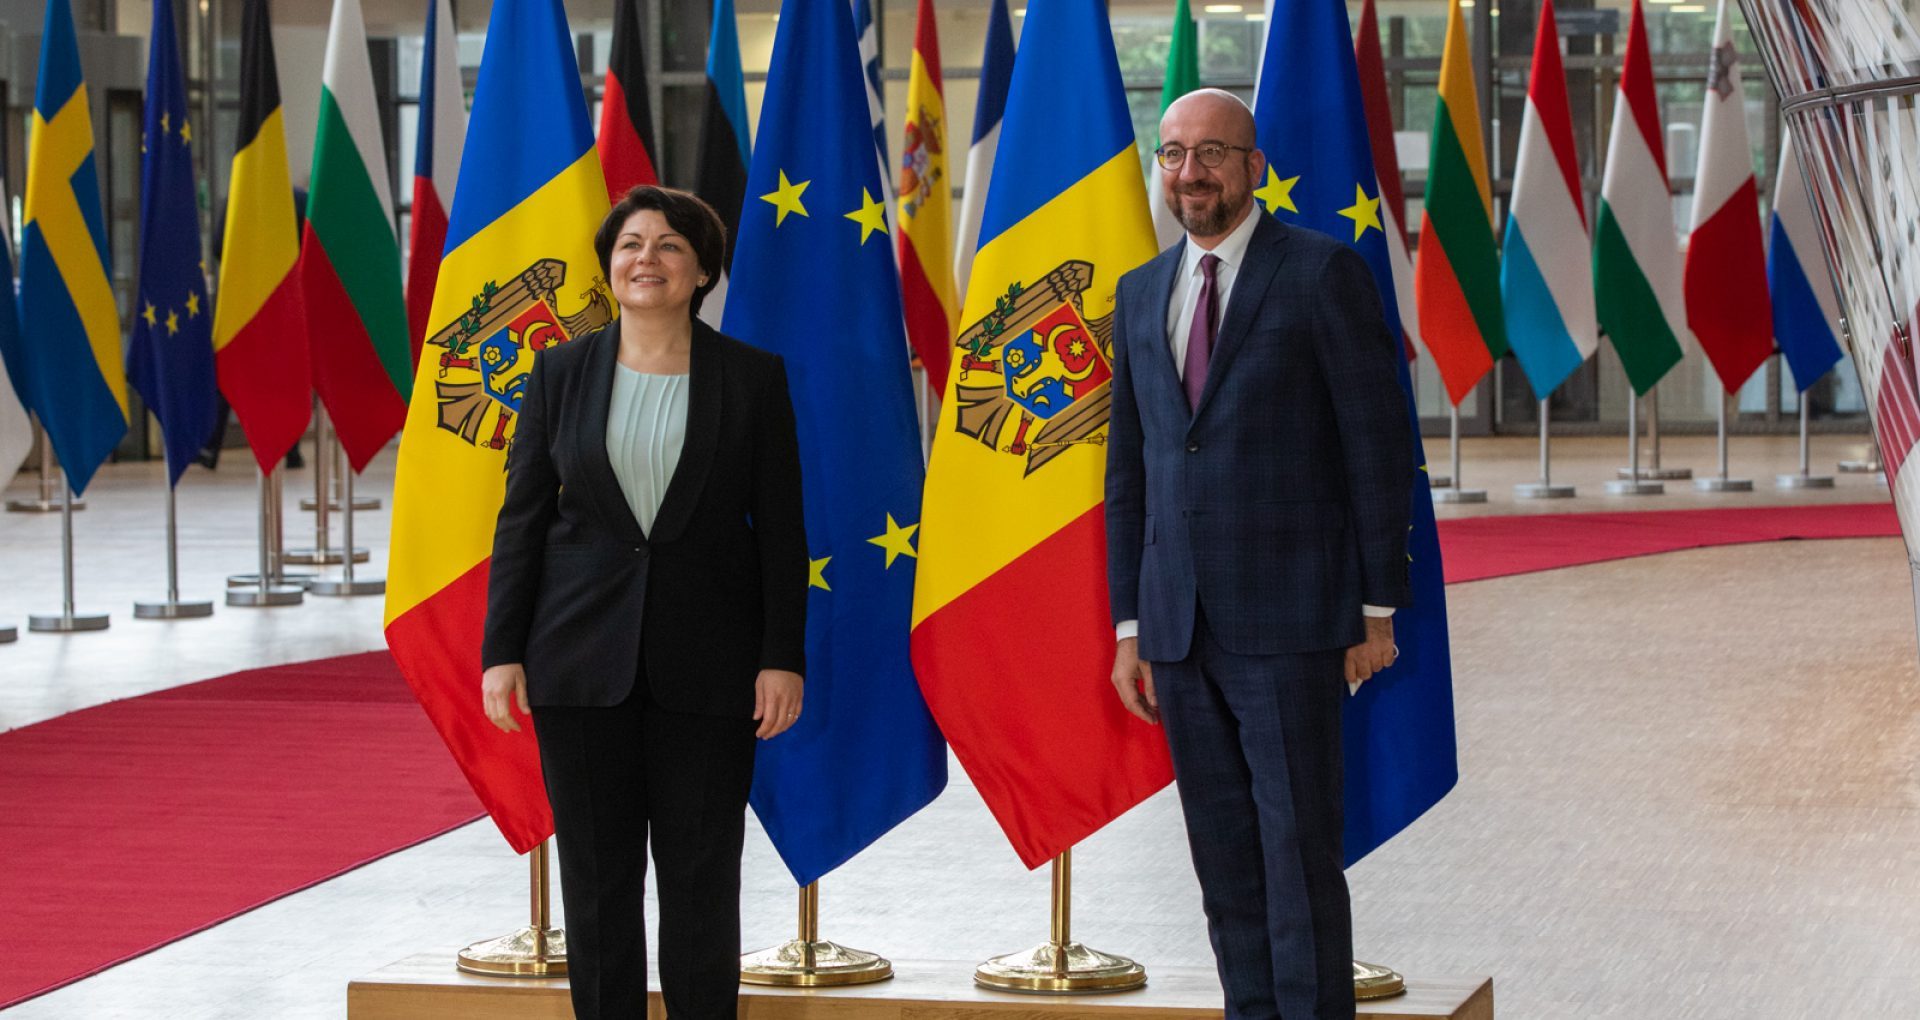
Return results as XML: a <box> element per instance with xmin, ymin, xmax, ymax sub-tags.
<box><xmin>406</xmin><ymin>0</ymin><xmax>464</xmax><ymax>372</ymax></box>
<box><xmin>1414</xmin><ymin>0</ymin><xmax>1506</xmax><ymax>405</ymax></box>
<box><xmin>1501</xmin><ymin>0</ymin><xmax>1598</xmax><ymax>401</ymax></box>
<box><xmin>301</xmin><ymin>0</ymin><xmax>409</xmax><ymax>473</ymax></box>
<box><xmin>1355</xmin><ymin>0</ymin><xmax>1419</xmax><ymax>362</ymax></box>
<box><xmin>1683</xmin><ymin>0</ymin><xmax>1774</xmax><ymax>394</ymax></box>
<box><xmin>911</xmin><ymin>0</ymin><xmax>1171</xmax><ymax>869</ymax></box>
<box><xmin>385</xmin><ymin>0</ymin><xmax>611</xmax><ymax>854</ymax></box>
<box><xmin>896</xmin><ymin>0</ymin><xmax>957</xmax><ymax>395</ymax></box>
<box><xmin>597</xmin><ymin>0</ymin><xmax>659</xmax><ymax>200</ymax></box>
<box><xmin>951</xmin><ymin>0</ymin><xmax>1013</xmax><ymax>311</ymax></box>
<box><xmin>213</xmin><ymin>0</ymin><xmax>310</xmax><ymax>471</ymax></box>
<box><xmin>695</xmin><ymin>0</ymin><xmax>749</xmax><ymax>326</ymax></box>
<box><xmin>1594</xmin><ymin>0</ymin><xmax>1685</xmax><ymax>396</ymax></box>
<box><xmin>1149</xmin><ymin>0</ymin><xmax>1197</xmax><ymax>251</ymax></box>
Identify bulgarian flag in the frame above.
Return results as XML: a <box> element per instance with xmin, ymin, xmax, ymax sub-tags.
<box><xmin>597</xmin><ymin>0</ymin><xmax>660</xmax><ymax>199</ymax></box>
<box><xmin>1683</xmin><ymin>0</ymin><xmax>1774</xmax><ymax>393</ymax></box>
<box><xmin>896</xmin><ymin>0</ymin><xmax>957</xmax><ymax>396</ymax></box>
<box><xmin>405</xmin><ymin>0</ymin><xmax>464</xmax><ymax>372</ymax></box>
<box><xmin>1594</xmin><ymin>0</ymin><xmax>1685</xmax><ymax>396</ymax></box>
<box><xmin>301</xmin><ymin>0</ymin><xmax>409</xmax><ymax>472</ymax></box>
<box><xmin>1414</xmin><ymin>0</ymin><xmax>1506</xmax><ymax>405</ymax></box>
<box><xmin>1355</xmin><ymin>0</ymin><xmax>1418</xmax><ymax>362</ymax></box>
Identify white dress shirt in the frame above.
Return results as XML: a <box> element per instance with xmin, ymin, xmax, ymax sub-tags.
<box><xmin>1116</xmin><ymin>205</ymin><xmax>1390</xmax><ymax>643</ymax></box>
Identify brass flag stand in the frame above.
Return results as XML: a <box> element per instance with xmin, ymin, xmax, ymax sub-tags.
<box><xmin>457</xmin><ymin>839</ymin><xmax>568</xmax><ymax>977</ymax></box>
<box><xmin>973</xmin><ymin>849</ymin><xmax>1146</xmax><ymax>993</ymax></box>
<box><xmin>1354</xmin><ymin>960</ymin><xmax>1406</xmax><ymax>1000</ymax></box>
<box><xmin>740</xmin><ymin>881</ymin><xmax>893</xmax><ymax>986</ymax></box>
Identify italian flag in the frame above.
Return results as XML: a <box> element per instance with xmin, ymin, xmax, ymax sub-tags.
<box><xmin>1593</xmin><ymin>0</ymin><xmax>1685</xmax><ymax>396</ymax></box>
<box><xmin>301</xmin><ymin>0</ymin><xmax>409</xmax><ymax>472</ymax></box>
<box><xmin>1683</xmin><ymin>0</ymin><xmax>1774</xmax><ymax>393</ymax></box>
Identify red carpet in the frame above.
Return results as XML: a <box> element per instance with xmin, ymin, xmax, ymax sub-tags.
<box><xmin>0</xmin><ymin>652</ymin><xmax>482</xmax><ymax>1009</ymax></box>
<box><xmin>0</xmin><ymin>502</ymin><xmax>1901</xmax><ymax>1008</ymax></box>
<box><xmin>1437</xmin><ymin>502</ymin><xmax>1900</xmax><ymax>584</ymax></box>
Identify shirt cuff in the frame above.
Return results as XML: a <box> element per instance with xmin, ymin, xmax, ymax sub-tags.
<box><xmin>1362</xmin><ymin>604</ymin><xmax>1395</xmax><ymax>618</ymax></box>
<box><xmin>1116</xmin><ymin>619</ymin><xmax>1139</xmax><ymax>640</ymax></box>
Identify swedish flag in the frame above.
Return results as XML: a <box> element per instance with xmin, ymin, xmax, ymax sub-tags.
<box><xmin>723</xmin><ymin>0</ymin><xmax>946</xmax><ymax>886</ymax></box>
<box><xmin>20</xmin><ymin>0</ymin><xmax>125</xmax><ymax>495</ymax></box>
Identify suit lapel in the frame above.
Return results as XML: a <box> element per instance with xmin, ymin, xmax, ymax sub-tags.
<box><xmin>1137</xmin><ymin>240</ymin><xmax>1189</xmax><ymax>415</ymax></box>
<box><xmin>1190</xmin><ymin>213</ymin><xmax>1288</xmax><ymax>424</ymax></box>
<box><xmin>575</xmin><ymin>326</ymin><xmax>648</xmax><ymax>545</ymax></box>
<box><xmin>647</xmin><ymin>323</ymin><xmax>722</xmax><ymax>545</ymax></box>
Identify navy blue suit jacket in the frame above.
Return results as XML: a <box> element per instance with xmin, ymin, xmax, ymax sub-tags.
<box><xmin>1105</xmin><ymin>213</ymin><xmax>1413</xmax><ymax>663</ymax></box>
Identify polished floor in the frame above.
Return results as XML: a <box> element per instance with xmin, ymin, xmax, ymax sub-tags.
<box><xmin>1</xmin><ymin>431</ymin><xmax>1914</xmax><ymax>1018</ymax></box>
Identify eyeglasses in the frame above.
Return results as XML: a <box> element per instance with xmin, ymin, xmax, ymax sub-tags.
<box><xmin>1154</xmin><ymin>142</ymin><xmax>1254</xmax><ymax>171</ymax></box>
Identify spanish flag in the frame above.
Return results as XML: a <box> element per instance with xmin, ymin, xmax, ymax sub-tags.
<box><xmin>895</xmin><ymin>0</ymin><xmax>956</xmax><ymax>394</ymax></box>
<box><xmin>910</xmin><ymin>0</ymin><xmax>1172</xmax><ymax>869</ymax></box>
<box><xmin>213</xmin><ymin>0</ymin><xmax>310</xmax><ymax>472</ymax></box>
<box><xmin>384</xmin><ymin>0</ymin><xmax>612</xmax><ymax>853</ymax></box>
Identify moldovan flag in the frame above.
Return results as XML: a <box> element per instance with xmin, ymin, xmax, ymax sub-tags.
<box><xmin>214</xmin><ymin>0</ymin><xmax>310</xmax><ymax>471</ymax></box>
<box><xmin>951</xmin><ymin>0</ymin><xmax>1013</xmax><ymax>310</ymax></box>
<box><xmin>1501</xmin><ymin>0</ymin><xmax>1598</xmax><ymax>400</ymax></box>
<box><xmin>1414</xmin><ymin>0</ymin><xmax>1506</xmax><ymax>405</ymax></box>
<box><xmin>406</xmin><ymin>0</ymin><xmax>464</xmax><ymax>371</ymax></box>
<box><xmin>597</xmin><ymin>0</ymin><xmax>661</xmax><ymax>199</ymax></box>
<box><xmin>897</xmin><ymin>0</ymin><xmax>957</xmax><ymax>394</ymax></box>
<box><xmin>1355</xmin><ymin>0</ymin><xmax>1419</xmax><ymax>361</ymax></box>
<box><xmin>1150</xmin><ymin>0</ymin><xmax>1198</xmax><ymax>251</ymax></box>
<box><xmin>302</xmin><ymin>0</ymin><xmax>410</xmax><ymax>472</ymax></box>
<box><xmin>1594</xmin><ymin>0</ymin><xmax>1685</xmax><ymax>396</ymax></box>
<box><xmin>1683</xmin><ymin>0</ymin><xmax>1773</xmax><ymax>393</ymax></box>
<box><xmin>1767</xmin><ymin>132</ymin><xmax>1844</xmax><ymax>391</ymax></box>
<box><xmin>911</xmin><ymin>0</ymin><xmax>1172</xmax><ymax>869</ymax></box>
<box><xmin>19</xmin><ymin>0</ymin><xmax>126</xmax><ymax>495</ymax></box>
<box><xmin>695</xmin><ymin>0</ymin><xmax>749</xmax><ymax>327</ymax></box>
<box><xmin>385</xmin><ymin>0</ymin><xmax>613</xmax><ymax>854</ymax></box>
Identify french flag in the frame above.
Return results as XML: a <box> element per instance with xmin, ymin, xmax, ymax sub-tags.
<box><xmin>1500</xmin><ymin>0</ymin><xmax>1597</xmax><ymax>400</ymax></box>
<box><xmin>404</xmin><ymin>0</ymin><xmax>464</xmax><ymax>370</ymax></box>
<box><xmin>951</xmin><ymin>0</ymin><xmax>1013</xmax><ymax>310</ymax></box>
<box><xmin>1767</xmin><ymin>132</ymin><xmax>1844</xmax><ymax>392</ymax></box>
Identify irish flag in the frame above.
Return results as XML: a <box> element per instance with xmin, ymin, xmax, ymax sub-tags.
<box><xmin>1414</xmin><ymin>0</ymin><xmax>1506</xmax><ymax>405</ymax></box>
<box><xmin>896</xmin><ymin>0</ymin><xmax>957</xmax><ymax>396</ymax></box>
<box><xmin>1594</xmin><ymin>0</ymin><xmax>1685</xmax><ymax>396</ymax></box>
<box><xmin>1501</xmin><ymin>0</ymin><xmax>1597</xmax><ymax>400</ymax></box>
<box><xmin>1683</xmin><ymin>0</ymin><xmax>1773</xmax><ymax>393</ymax></box>
<box><xmin>301</xmin><ymin>0</ymin><xmax>408</xmax><ymax>472</ymax></box>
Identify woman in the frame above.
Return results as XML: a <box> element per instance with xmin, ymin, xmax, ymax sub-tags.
<box><xmin>480</xmin><ymin>185</ymin><xmax>807</xmax><ymax>1020</ymax></box>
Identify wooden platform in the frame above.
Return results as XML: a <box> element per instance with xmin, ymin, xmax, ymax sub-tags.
<box><xmin>348</xmin><ymin>954</ymin><xmax>1492</xmax><ymax>1019</ymax></box>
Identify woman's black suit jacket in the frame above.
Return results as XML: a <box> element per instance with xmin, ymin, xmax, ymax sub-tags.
<box><xmin>480</xmin><ymin>321</ymin><xmax>807</xmax><ymax>717</ymax></box>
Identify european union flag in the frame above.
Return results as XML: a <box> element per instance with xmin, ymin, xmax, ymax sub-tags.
<box><xmin>1253</xmin><ymin>0</ymin><xmax>1458</xmax><ymax>865</ymax></box>
<box><xmin>127</xmin><ymin>0</ymin><xmax>217</xmax><ymax>485</ymax></box>
<box><xmin>724</xmin><ymin>0</ymin><xmax>947</xmax><ymax>886</ymax></box>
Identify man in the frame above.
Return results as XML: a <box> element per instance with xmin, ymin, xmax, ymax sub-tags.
<box><xmin>1105</xmin><ymin>89</ymin><xmax>1412</xmax><ymax>1020</ymax></box>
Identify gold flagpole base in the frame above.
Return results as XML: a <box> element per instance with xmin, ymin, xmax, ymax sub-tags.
<box><xmin>455</xmin><ymin>925</ymin><xmax>568</xmax><ymax>978</ymax></box>
<box><xmin>1353</xmin><ymin>959</ymin><xmax>1406</xmax><ymax>1000</ymax></box>
<box><xmin>739</xmin><ymin>939</ymin><xmax>894</xmax><ymax>987</ymax></box>
<box><xmin>973</xmin><ymin>941</ymin><xmax>1147</xmax><ymax>994</ymax></box>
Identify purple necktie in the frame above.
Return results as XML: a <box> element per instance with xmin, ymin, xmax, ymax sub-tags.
<box><xmin>1184</xmin><ymin>253</ymin><xmax>1221</xmax><ymax>410</ymax></box>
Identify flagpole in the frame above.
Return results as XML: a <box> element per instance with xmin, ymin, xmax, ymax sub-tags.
<box><xmin>287</xmin><ymin>411</ymin><xmax>366</xmax><ymax>562</ymax></box>
<box><xmin>1516</xmin><ymin>398</ymin><xmax>1575</xmax><ymax>498</ymax></box>
<box><xmin>301</xmin><ymin>436</ymin><xmax>378</xmax><ymax>511</ymax></box>
<box><xmin>7</xmin><ymin>415</ymin><xmax>85</xmax><ymax>513</ymax></box>
<box><xmin>226</xmin><ymin>464</ymin><xmax>303</xmax><ymax>606</ymax></box>
<box><xmin>1778</xmin><ymin>397</ymin><xmax>1834</xmax><ymax>488</ymax></box>
<box><xmin>1620</xmin><ymin>384</ymin><xmax>1692</xmax><ymax>480</ymax></box>
<box><xmin>1608</xmin><ymin>393</ymin><xmax>1663</xmax><ymax>495</ymax></box>
<box><xmin>1431</xmin><ymin>404</ymin><xmax>1484</xmax><ymax>503</ymax></box>
<box><xmin>309</xmin><ymin>466</ymin><xmax>384</xmax><ymax>596</ymax></box>
<box><xmin>1695</xmin><ymin>388</ymin><xmax>1752</xmax><ymax>491</ymax></box>
<box><xmin>135</xmin><ymin>480</ymin><xmax>214</xmax><ymax>618</ymax></box>
<box><xmin>456</xmin><ymin>839</ymin><xmax>568</xmax><ymax>977</ymax></box>
<box><xmin>740</xmin><ymin>881</ymin><xmax>894</xmax><ymax>986</ymax></box>
<box><xmin>28</xmin><ymin>470</ymin><xmax>109</xmax><ymax>631</ymax></box>
<box><xmin>974</xmin><ymin>849</ymin><xmax>1147</xmax><ymax>993</ymax></box>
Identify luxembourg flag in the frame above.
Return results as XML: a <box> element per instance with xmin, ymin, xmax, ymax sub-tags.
<box><xmin>1500</xmin><ymin>0</ymin><xmax>1596</xmax><ymax>400</ymax></box>
<box><xmin>1683</xmin><ymin>0</ymin><xmax>1773</xmax><ymax>394</ymax></box>
<box><xmin>1767</xmin><ymin>131</ymin><xmax>1844</xmax><ymax>391</ymax></box>
<box><xmin>404</xmin><ymin>0</ymin><xmax>464</xmax><ymax>371</ymax></box>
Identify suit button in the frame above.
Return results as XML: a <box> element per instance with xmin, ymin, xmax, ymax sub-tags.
<box><xmin>1186</xmin><ymin>441</ymin><xmax>1200</xmax><ymax>453</ymax></box>
<box><xmin>633</xmin><ymin>546</ymin><xmax>643</xmax><ymax>553</ymax></box>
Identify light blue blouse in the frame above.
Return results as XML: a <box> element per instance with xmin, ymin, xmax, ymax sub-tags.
<box><xmin>605</xmin><ymin>365</ymin><xmax>689</xmax><ymax>536</ymax></box>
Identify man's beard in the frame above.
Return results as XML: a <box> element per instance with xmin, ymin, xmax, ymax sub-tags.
<box><xmin>1167</xmin><ymin>180</ymin><xmax>1245</xmax><ymax>237</ymax></box>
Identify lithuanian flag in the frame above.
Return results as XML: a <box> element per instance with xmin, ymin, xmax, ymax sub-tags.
<box><xmin>910</xmin><ymin>0</ymin><xmax>1172</xmax><ymax>869</ymax></box>
<box><xmin>896</xmin><ymin>0</ymin><xmax>957</xmax><ymax>395</ymax></box>
<box><xmin>384</xmin><ymin>0</ymin><xmax>612</xmax><ymax>854</ymax></box>
<box><xmin>213</xmin><ymin>0</ymin><xmax>309</xmax><ymax>471</ymax></box>
<box><xmin>1414</xmin><ymin>0</ymin><xmax>1507</xmax><ymax>405</ymax></box>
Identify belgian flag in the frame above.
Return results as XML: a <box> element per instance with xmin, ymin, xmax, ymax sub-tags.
<box><xmin>212</xmin><ymin>0</ymin><xmax>310</xmax><ymax>470</ymax></box>
<box><xmin>596</xmin><ymin>0</ymin><xmax>660</xmax><ymax>199</ymax></box>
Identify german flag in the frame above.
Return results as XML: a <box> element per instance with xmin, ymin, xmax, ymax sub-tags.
<box><xmin>212</xmin><ymin>0</ymin><xmax>309</xmax><ymax>470</ymax></box>
<box><xmin>596</xmin><ymin>0</ymin><xmax>660</xmax><ymax>200</ymax></box>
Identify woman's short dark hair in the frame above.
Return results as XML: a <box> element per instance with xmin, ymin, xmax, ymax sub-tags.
<box><xmin>594</xmin><ymin>186</ymin><xmax>728</xmax><ymax>318</ymax></box>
